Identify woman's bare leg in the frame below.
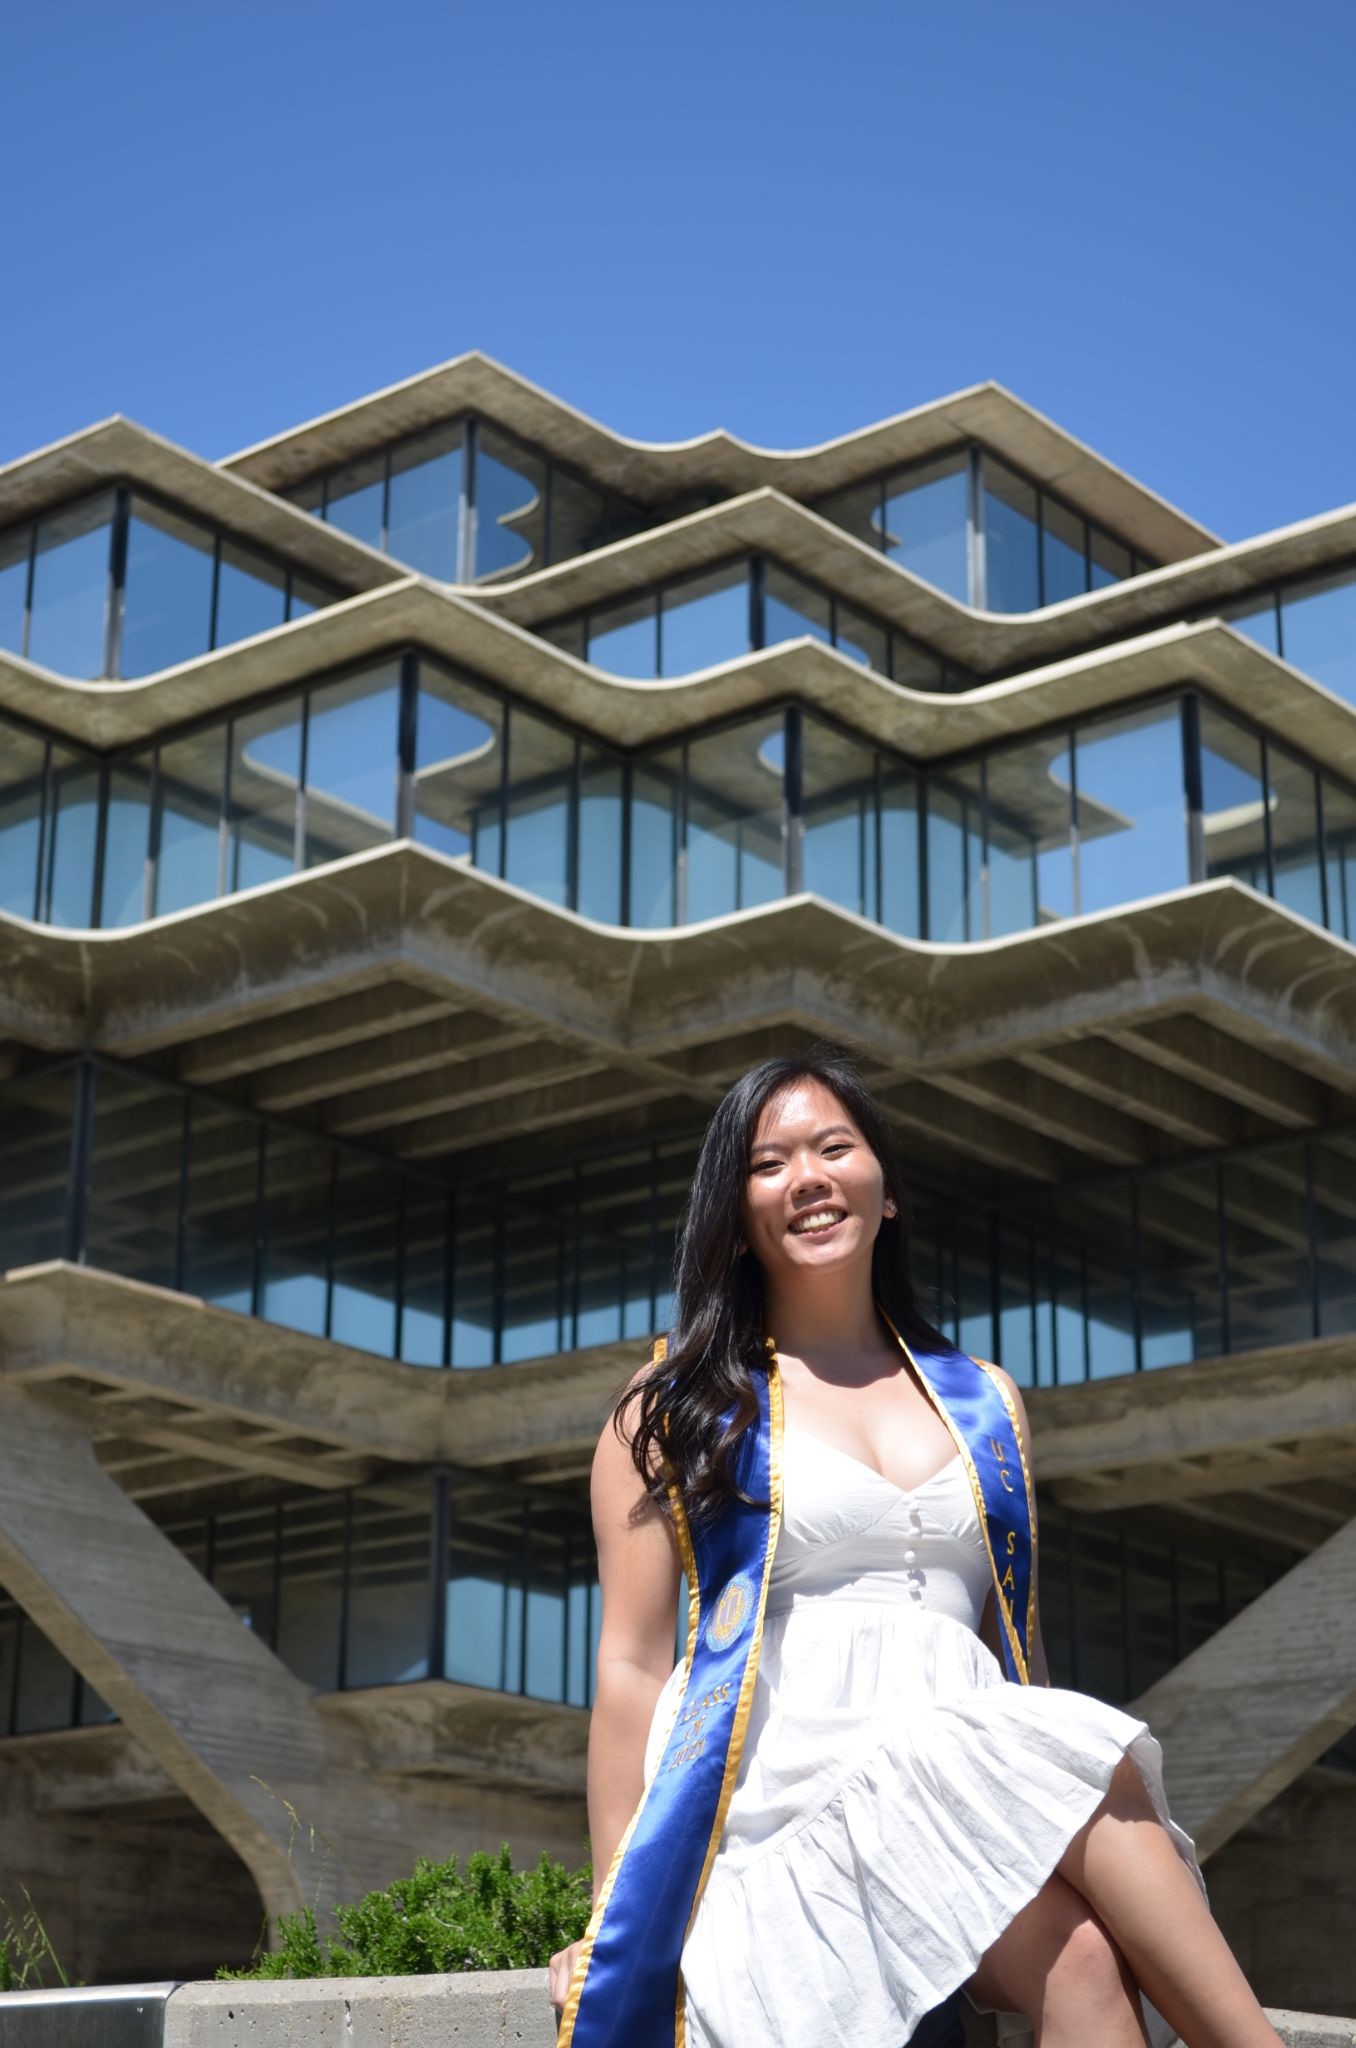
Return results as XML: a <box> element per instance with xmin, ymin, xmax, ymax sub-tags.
<box><xmin>1056</xmin><ymin>1755</ymin><xmax>1283</xmax><ymax>2048</ymax></box>
<box><xmin>966</xmin><ymin>1870</ymin><xmax>1149</xmax><ymax>2048</ymax></box>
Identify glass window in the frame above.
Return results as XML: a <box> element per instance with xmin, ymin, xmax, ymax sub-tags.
<box><xmin>387</xmin><ymin>425</ymin><xmax>464</xmax><ymax>580</ymax></box>
<box><xmin>43</xmin><ymin>748</ymin><xmax>99</xmax><ymax>927</ymax></box>
<box><xmin>684</xmin><ymin>715</ymin><xmax>784</xmax><ymax>921</ymax></box>
<box><xmin>659</xmin><ymin>564</ymin><xmax>749</xmax><ymax>675</ymax></box>
<box><xmin>180</xmin><ymin>1098</ymin><xmax>259</xmax><ymax>1313</ymax></box>
<box><xmin>276</xmin><ymin>1499</ymin><xmax>344</xmax><ymax>1691</ymax></box>
<box><xmin>815</xmin><ymin>479</ymin><xmax>882</xmax><ymax>553</ymax></box>
<box><xmin>548</xmin><ymin>467</ymin><xmax>610</xmax><ymax>565</ymax></box>
<box><xmin>1221</xmin><ymin>595</ymin><xmax>1280</xmax><ymax>655</ymax></box>
<box><xmin>474</xmin><ymin>426</ymin><xmax>546</xmax><ymax>581</ymax></box>
<box><xmin>834</xmin><ymin>603</ymin><xmax>889</xmax><ymax>674</ymax></box>
<box><xmin>120</xmin><ymin>498</ymin><xmax>215</xmax><ymax>677</ymax></box>
<box><xmin>1223</xmin><ymin>1149</ymin><xmax>1313</xmax><ymax>1353</ymax></box>
<box><xmin>982</xmin><ymin>460</ymin><xmax>1040</xmax><ymax>614</ymax></box>
<box><xmin>324</xmin><ymin>454</ymin><xmax>385</xmax><ymax>549</ymax></box>
<box><xmin>260</xmin><ymin>1128</ymin><xmax>334</xmax><ymax>1338</ymax></box>
<box><xmin>1312</xmin><ymin>1137</ymin><xmax>1356</xmax><ymax>1340</ymax></box>
<box><xmin>332</xmin><ymin>1155</ymin><xmax>401</xmax><ymax>1355</ymax></box>
<box><xmin>84</xmin><ymin>1068</ymin><xmax>182</xmax><ymax>1289</ymax></box>
<box><xmin>502</xmin><ymin>1198</ymin><xmax>569</xmax><ymax>1363</ymax></box>
<box><xmin>880</xmin><ymin>456</ymin><xmax>969</xmax><ymax>604</ymax></box>
<box><xmin>504</xmin><ymin>706</ymin><xmax>573</xmax><ymax>908</ymax></box>
<box><xmin>0</xmin><ymin>724</ymin><xmax>47</xmax><ymax>920</ymax></box>
<box><xmin>153</xmin><ymin>729</ymin><xmax>226</xmax><ymax>916</ymax></box>
<box><xmin>587</xmin><ymin>593</ymin><xmax>658</xmax><ymax>678</ymax></box>
<box><xmin>998</xmin><ymin>1225</ymin><xmax>1036</xmax><ymax>1388</ymax></box>
<box><xmin>1280</xmin><ymin>568</ymin><xmax>1356</xmax><ymax>707</ymax></box>
<box><xmin>762</xmin><ymin>565</ymin><xmax>831</xmax><ymax>649</ymax></box>
<box><xmin>413</xmin><ymin>662</ymin><xmax>504</xmax><ymax>869</ymax></box>
<box><xmin>228</xmin><ymin>695</ymin><xmax>302</xmax><ymax>890</ymax></box>
<box><xmin>1089</xmin><ymin>529</ymin><xmax>1133</xmax><ymax>589</ymax></box>
<box><xmin>578</xmin><ymin>749</ymin><xmax>623</xmax><ymax>923</ymax></box>
<box><xmin>879</xmin><ymin>762</ymin><xmax>921</xmax><ymax>939</ymax></box>
<box><xmin>1138</xmin><ymin>1161</ymin><xmax>1224</xmax><ymax>1365</ymax></box>
<box><xmin>13</xmin><ymin>1621</ymin><xmax>75</xmax><ymax>1734</ymax></box>
<box><xmin>1041</xmin><ymin>501</ymin><xmax>1087</xmax><ymax>605</ymax></box>
<box><xmin>1198</xmin><ymin>708</ymin><xmax>1266</xmax><ymax>892</ymax></box>
<box><xmin>628</xmin><ymin>758</ymin><xmax>680</xmax><ymax>927</ymax></box>
<box><xmin>449</xmin><ymin>1190</ymin><xmax>495</xmax><ymax>1367</ymax></box>
<box><xmin>1075</xmin><ymin>704</ymin><xmax>1190</xmax><ymax>914</ymax></box>
<box><xmin>801</xmin><ymin>714</ymin><xmax>877</xmax><ymax>918</ymax></box>
<box><xmin>345</xmin><ymin>1486</ymin><xmax>432</xmax><ymax>1688</ymax></box>
<box><xmin>984</xmin><ymin>733</ymin><xmax>1073</xmax><ymax>936</ymax></box>
<box><xmin>303</xmin><ymin>663</ymin><xmax>401</xmax><ymax>869</ymax></box>
<box><xmin>27</xmin><ymin>495</ymin><xmax>112</xmax><ymax>678</ymax></box>
<box><xmin>214</xmin><ymin>541</ymin><xmax>287</xmax><ymax>646</ymax></box>
<box><xmin>889</xmin><ymin>637</ymin><xmax>948</xmax><ymax>693</ymax></box>
<box><xmin>400</xmin><ymin>1186</ymin><xmax>449</xmax><ymax>1368</ymax></box>
<box><xmin>0</xmin><ymin>1068</ymin><xmax>77</xmax><ymax>1272</ymax></box>
<box><xmin>1266</xmin><ymin>746</ymin><xmax>1323</xmax><ymax>927</ymax></box>
<box><xmin>212</xmin><ymin>1505</ymin><xmax>280</xmax><ymax>1648</ymax></box>
<box><xmin>1322</xmin><ymin>777</ymin><xmax>1356</xmax><ymax>942</ymax></box>
<box><xmin>0</xmin><ymin>523</ymin><xmax>29</xmax><ymax>653</ymax></box>
<box><xmin>99</xmin><ymin>760</ymin><xmax>153</xmax><ymax>926</ymax></box>
<box><xmin>926</xmin><ymin>762</ymin><xmax>983</xmax><ymax>941</ymax></box>
<box><xmin>287</xmin><ymin>574</ymin><xmax>332</xmax><ymax>622</ymax></box>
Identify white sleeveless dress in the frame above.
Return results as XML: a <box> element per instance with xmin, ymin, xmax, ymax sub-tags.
<box><xmin>641</xmin><ymin>1424</ymin><xmax>1206</xmax><ymax>2048</ymax></box>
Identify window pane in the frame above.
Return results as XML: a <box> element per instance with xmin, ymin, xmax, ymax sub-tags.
<box><xmin>879</xmin><ymin>763</ymin><xmax>921</xmax><ymax>938</ymax></box>
<box><xmin>304</xmin><ymin>663</ymin><xmax>401</xmax><ymax>868</ymax></box>
<box><xmin>153</xmin><ymin>728</ymin><xmax>225</xmax><ymax>915</ymax></box>
<box><xmin>1280</xmin><ymin>568</ymin><xmax>1356</xmax><ymax>706</ymax></box>
<box><xmin>1223</xmin><ymin>1149</ymin><xmax>1313</xmax><ymax>1352</ymax></box>
<box><xmin>1322</xmin><ymin>776</ymin><xmax>1356</xmax><ymax>941</ymax></box>
<box><xmin>834</xmin><ymin>603</ymin><xmax>889</xmax><ymax>673</ymax></box>
<box><xmin>260</xmin><ymin>1128</ymin><xmax>333</xmax><ymax>1337</ymax></box>
<box><xmin>387</xmin><ymin>425</ymin><xmax>463</xmax><ymax>580</ymax></box>
<box><xmin>213</xmin><ymin>1505</ymin><xmax>280</xmax><ymax>1648</ymax></box>
<box><xmin>1267</xmin><ymin>746</ymin><xmax>1322</xmax><ymax>927</ymax></box>
<box><xmin>1075</xmin><ymin>704</ymin><xmax>1189</xmax><ymax>913</ymax></box>
<box><xmin>984</xmin><ymin>734</ymin><xmax>1073</xmax><ymax>936</ymax></box>
<box><xmin>0</xmin><ymin>724</ymin><xmax>47</xmax><ymax>919</ymax></box>
<box><xmin>0</xmin><ymin>524</ymin><xmax>29</xmax><ymax>653</ymax></box>
<box><xmin>413</xmin><ymin>662</ymin><xmax>504</xmax><ymax>868</ymax></box>
<box><xmin>816</xmin><ymin>480</ymin><xmax>881</xmax><ymax>552</ymax></box>
<box><xmin>449</xmin><ymin>1191</ymin><xmax>495</xmax><ymax>1368</ymax></box>
<box><xmin>1199</xmin><ymin>708</ymin><xmax>1266</xmax><ymax>891</ymax></box>
<box><xmin>14</xmin><ymin>1623</ymin><xmax>75</xmax><ymax>1734</ymax></box>
<box><xmin>181</xmin><ymin>1100</ymin><xmax>260</xmax><ymax>1313</ymax></box>
<box><xmin>214</xmin><ymin>541</ymin><xmax>286</xmax><ymax>647</ymax></box>
<box><xmin>629</xmin><ymin>759</ymin><xmax>679</xmax><ymax>927</ymax></box>
<box><xmin>228</xmin><ymin>696</ymin><xmax>302</xmax><ymax>889</ymax></box>
<box><xmin>0</xmin><ymin>1068</ymin><xmax>76</xmax><ymax>1271</ymax></box>
<box><xmin>982</xmin><ymin>460</ymin><xmax>1040</xmax><ymax>614</ymax></box>
<box><xmin>684</xmin><ymin>716</ymin><xmax>784</xmax><ymax>921</ymax></box>
<box><xmin>926</xmin><ymin>763</ymin><xmax>983</xmax><ymax>941</ymax></box>
<box><xmin>99</xmin><ymin>760</ymin><xmax>152</xmax><ymax>926</ymax></box>
<box><xmin>1089</xmin><ymin>529</ymin><xmax>1133</xmax><ymax>589</ymax></box>
<box><xmin>502</xmin><ymin>1197</ymin><xmax>568</xmax><ymax>1363</ymax></box>
<box><xmin>1221</xmin><ymin>595</ymin><xmax>1280</xmax><ymax>656</ymax></box>
<box><xmin>325</xmin><ymin>455</ymin><xmax>385</xmax><ymax>549</ymax></box>
<box><xmin>889</xmin><ymin>637</ymin><xmax>948</xmax><ymax>693</ymax></box>
<box><xmin>43</xmin><ymin>748</ymin><xmax>99</xmax><ymax>927</ymax></box>
<box><xmin>276</xmin><ymin>1499</ymin><xmax>343</xmax><ymax>1691</ymax></box>
<box><xmin>1041</xmin><ymin>501</ymin><xmax>1087</xmax><ymax>605</ymax></box>
<box><xmin>85</xmin><ymin>1068</ymin><xmax>182</xmax><ymax>1288</ymax></box>
<box><xmin>1313</xmin><ymin>1138</ymin><xmax>1356</xmax><ymax>1339</ymax></box>
<box><xmin>578</xmin><ymin>750</ymin><xmax>623</xmax><ymax>923</ymax></box>
<box><xmin>802</xmin><ymin>714</ymin><xmax>876</xmax><ymax>918</ymax></box>
<box><xmin>332</xmin><ymin>1155</ymin><xmax>401</xmax><ymax>1356</ymax></box>
<box><xmin>880</xmin><ymin>456</ymin><xmax>969</xmax><ymax>604</ymax></box>
<box><xmin>120</xmin><ymin>499</ymin><xmax>215</xmax><ymax>676</ymax></box>
<box><xmin>1139</xmin><ymin>1161</ymin><xmax>1224</xmax><ymax>1365</ymax></box>
<box><xmin>505</xmin><ymin>706</ymin><xmax>572</xmax><ymax>907</ymax></box>
<box><xmin>586</xmin><ymin>593</ymin><xmax>657</xmax><ymax>678</ymax></box>
<box><xmin>28</xmin><ymin>496</ymin><xmax>112</xmax><ymax>678</ymax></box>
<box><xmin>548</xmin><ymin>467</ymin><xmax>610</xmax><ymax>564</ymax></box>
<box><xmin>401</xmin><ymin>1187</ymin><xmax>449</xmax><ymax>1368</ymax></box>
<box><xmin>345</xmin><ymin>1485</ymin><xmax>432</xmax><ymax>1687</ymax></box>
<box><xmin>474</xmin><ymin>426</ymin><xmax>546</xmax><ymax>580</ymax></box>
<box><xmin>659</xmin><ymin>564</ymin><xmax>749</xmax><ymax>675</ymax></box>
<box><xmin>763</xmin><ymin>564</ymin><xmax>831</xmax><ymax>649</ymax></box>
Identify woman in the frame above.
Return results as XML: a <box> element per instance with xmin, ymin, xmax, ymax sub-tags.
<box><xmin>548</xmin><ymin>1047</ymin><xmax>1284</xmax><ymax>2048</ymax></box>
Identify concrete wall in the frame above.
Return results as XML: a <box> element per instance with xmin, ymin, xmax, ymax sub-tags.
<box><xmin>1209</xmin><ymin>1770</ymin><xmax>1356</xmax><ymax>2022</ymax></box>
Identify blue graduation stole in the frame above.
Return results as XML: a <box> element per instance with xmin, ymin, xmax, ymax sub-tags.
<box><xmin>556</xmin><ymin>1317</ymin><xmax>1036</xmax><ymax>2048</ymax></box>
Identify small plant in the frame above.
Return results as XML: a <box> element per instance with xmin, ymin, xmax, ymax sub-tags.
<box><xmin>219</xmin><ymin>1844</ymin><xmax>593</xmax><ymax>1980</ymax></box>
<box><xmin>0</xmin><ymin>1890</ymin><xmax>71</xmax><ymax>1993</ymax></box>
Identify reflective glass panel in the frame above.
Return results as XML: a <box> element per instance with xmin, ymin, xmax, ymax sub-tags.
<box><xmin>0</xmin><ymin>524</ymin><xmax>29</xmax><ymax>653</ymax></box>
<box><xmin>1041</xmin><ymin>500</ymin><xmax>1087</xmax><ymax>604</ymax></box>
<box><xmin>763</xmin><ymin>565</ymin><xmax>831</xmax><ymax>648</ymax></box>
<box><xmin>276</xmin><ymin>1498</ymin><xmax>344</xmax><ymax>1690</ymax></box>
<box><xmin>982</xmin><ymin>461</ymin><xmax>1041</xmax><ymax>613</ymax></box>
<box><xmin>0</xmin><ymin>724</ymin><xmax>47</xmax><ymax>919</ymax></box>
<box><xmin>212</xmin><ymin>1505</ymin><xmax>280</xmax><ymax>1648</ymax></box>
<box><xmin>1075</xmin><ymin>703</ymin><xmax>1189</xmax><ymax>913</ymax></box>
<box><xmin>659</xmin><ymin>564</ymin><xmax>749</xmax><ymax>675</ymax></box>
<box><xmin>401</xmin><ymin>1186</ymin><xmax>449</xmax><ymax>1368</ymax></box>
<box><xmin>345</xmin><ymin>1485</ymin><xmax>432</xmax><ymax>1687</ymax></box>
<box><xmin>324</xmin><ymin>454</ymin><xmax>385</xmax><ymax>549</ymax></box>
<box><xmin>504</xmin><ymin>706</ymin><xmax>572</xmax><ymax>907</ymax></box>
<box><xmin>413</xmin><ymin>662</ymin><xmax>504</xmax><ymax>869</ymax></box>
<box><xmin>815</xmin><ymin>479</ymin><xmax>881</xmax><ymax>552</ymax></box>
<box><xmin>684</xmin><ymin>715</ymin><xmax>784</xmax><ymax>921</ymax></box>
<box><xmin>835</xmin><ymin>603</ymin><xmax>889</xmax><ymax>673</ymax></box>
<box><xmin>578</xmin><ymin>749</ymin><xmax>623</xmax><ymax>923</ymax></box>
<box><xmin>1322</xmin><ymin>777</ymin><xmax>1356</xmax><ymax>941</ymax></box>
<box><xmin>28</xmin><ymin>495</ymin><xmax>112</xmax><ymax>678</ymax></box>
<box><xmin>879</xmin><ymin>762</ymin><xmax>921</xmax><ymax>938</ymax></box>
<box><xmin>1139</xmin><ymin>1161</ymin><xmax>1224</xmax><ymax>1365</ymax></box>
<box><xmin>587</xmin><ymin>593</ymin><xmax>657</xmax><ymax>678</ymax></box>
<box><xmin>228</xmin><ymin>696</ymin><xmax>302</xmax><ymax>889</ymax></box>
<box><xmin>1198</xmin><ymin>708</ymin><xmax>1266</xmax><ymax>891</ymax></box>
<box><xmin>998</xmin><ymin>1225</ymin><xmax>1037</xmax><ymax>1388</ymax></box>
<box><xmin>387</xmin><ymin>425</ymin><xmax>463</xmax><ymax>579</ymax></box>
<box><xmin>449</xmin><ymin>1190</ymin><xmax>495</xmax><ymax>1367</ymax></box>
<box><xmin>502</xmin><ymin>1199</ymin><xmax>568</xmax><ymax>1363</ymax></box>
<box><xmin>985</xmin><ymin>732</ymin><xmax>1073</xmax><ymax>935</ymax></box>
<box><xmin>180</xmin><ymin>1098</ymin><xmax>259</xmax><ymax>1313</ymax></box>
<box><xmin>1089</xmin><ymin>529</ymin><xmax>1133</xmax><ymax>589</ymax></box>
<box><xmin>14</xmin><ymin>1622</ymin><xmax>75</xmax><ymax>1734</ymax></box>
<box><xmin>100</xmin><ymin>760</ymin><xmax>153</xmax><ymax>926</ymax></box>
<box><xmin>1266</xmin><ymin>746</ymin><xmax>1323</xmax><ymax>927</ymax></box>
<box><xmin>879</xmin><ymin>456</ymin><xmax>969</xmax><ymax>604</ymax></box>
<box><xmin>304</xmin><ymin>663</ymin><xmax>400</xmax><ymax>868</ymax></box>
<box><xmin>260</xmin><ymin>1127</ymin><xmax>334</xmax><ymax>1338</ymax></box>
<box><xmin>1223</xmin><ymin>1148</ymin><xmax>1313</xmax><ymax>1353</ymax></box>
<box><xmin>926</xmin><ymin>763</ymin><xmax>983</xmax><ymax>941</ymax></box>
<box><xmin>1280</xmin><ymin>568</ymin><xmax>1356</xmax><ymax>706</ymax></box>
<box><xmin>1221</xmin><ymin>595</ymin><xmax>1280</xmax><ymax>655</ymax></box>
<box><xmin>0</xmin><ymin>1068</ymin><xmax>76</xmax><ymax>1272</ymax></box>
<box><xmin>153</xmin><ymin>728</ymin><xmax>225</xmax><ymax>915</ymax></box>
<box><xmin>474</xmin><ymin>426</ymin><xmax>547</xmax><ymax>581</ymax></box>
<box><xmin>120</xmin><ymin>499</ymin><xmax>215</xmax><ymax>676</ymax></box>
<box><xmin>43</xmin><ymin>748</ymin><xmax>99</xmax><ymax>927</ymax></box>
<box><xmin>629</xmin><ymin>758</ymin><xmax>680</xmax><ymax>927</ymax></box>
<box><xmin>84</xmin><ymin>1067</ymin><xmax>182</xmax><ymax>1289</ymax></box>
<box><xmin>802</xmin><ymin>714</ymin><xmax>877</xmax><ymax>917</ymax></box>
<box><xmin>215</xmin><ymin>541</ymin><xmax>287</xmax><ymax>646</ymax></box>
<box><xmin>332</xmin><ymin>1155</ymin><xmax>401</xmax><ymax>1355</ymax></box>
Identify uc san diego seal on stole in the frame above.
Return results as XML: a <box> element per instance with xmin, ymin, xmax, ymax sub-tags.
<box><xmin>704</xmin><ymin>1570</ymin><xmax>756</xmax><ymax>1651</ymax></box>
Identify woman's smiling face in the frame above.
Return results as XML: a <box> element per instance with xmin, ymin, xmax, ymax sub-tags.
<box><xmin>741</xmin><ymin>1078</ymin><xmax>891</xmax><ymax>1285</ymax></box>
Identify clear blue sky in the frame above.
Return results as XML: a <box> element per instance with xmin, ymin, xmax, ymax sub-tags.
<box><xmin>6</xmin><ymin>0</ymin><xmax>1353</xmax><ymax>542</ymax></box>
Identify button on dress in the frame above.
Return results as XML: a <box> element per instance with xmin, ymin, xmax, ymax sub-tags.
<box><xmin>641</xmin><ymin>1426</ymin><xmax>1206</xmax><ymax>2048</ymax></box>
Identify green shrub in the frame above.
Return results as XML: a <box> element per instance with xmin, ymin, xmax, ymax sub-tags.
<box><xmin>220</xmin><ymin>1844</ymin><xmax>592</xmax><ymax>1980</ymax></box>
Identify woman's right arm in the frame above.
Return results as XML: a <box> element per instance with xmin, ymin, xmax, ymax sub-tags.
<box><xmin>548</xmin><ymin>1376</ymin><xmax>684</xmax><ymax>2012</ymax></box>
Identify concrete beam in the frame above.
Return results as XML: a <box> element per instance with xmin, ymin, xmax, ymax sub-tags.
<box><xmin>923</xmin><ymin>1059</ymin><xmax>1157</xmax><ymax>1166</ymax></box>
<box><xmin>1108</xmin><ymin>1017</ymin><xmax>1327</xmax><ymax>1127</ymax></box>
<box><xmin>1133</xmin><ymin>1516</ymin><xmax>1356</xmax><ymax>1858</ymax></box>
<box><xmin>1019</xmin><ymin>1039</ymin><xmax>1240</xmax><ymax>1147</ymax></box>
<box><xmin>182</xmin><ymin>987</ymin><xmax>461</xmax><ymax>1085</ymax></box>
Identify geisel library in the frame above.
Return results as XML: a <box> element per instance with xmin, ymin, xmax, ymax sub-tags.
<box><xmin>1</xmin><ymin>355</ymin><xmax>1354</xmax><ymax>2012</ymax></box>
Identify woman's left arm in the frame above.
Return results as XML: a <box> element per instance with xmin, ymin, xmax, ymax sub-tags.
<box><xmin>979</xmin><ymin>1365</ymin><xmax>1051</xmax><ymax>1686</ymax></box>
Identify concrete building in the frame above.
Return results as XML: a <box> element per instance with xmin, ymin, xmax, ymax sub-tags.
<box><xmin>0</xmin><ymin>356</ymin><xmax>1353</xmax><ymax>2011</ymax></box>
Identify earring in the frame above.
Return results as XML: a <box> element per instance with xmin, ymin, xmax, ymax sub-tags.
<box><xmin>883</xmin><ymin>1200</ymin><xmax>897</xmax><ymax>1219</ymax></box>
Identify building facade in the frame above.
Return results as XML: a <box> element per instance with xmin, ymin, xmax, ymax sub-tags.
<box><xmin>0</xmin><ymin>357</ymin><xmax>1353</xmax><ymax>2009</ymax></box>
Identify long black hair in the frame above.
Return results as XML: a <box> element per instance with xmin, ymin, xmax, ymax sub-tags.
<box><xmin>618</xmin><ymin>1044</ymin><xmax>950</xmax><ymax>1527</ymax></box>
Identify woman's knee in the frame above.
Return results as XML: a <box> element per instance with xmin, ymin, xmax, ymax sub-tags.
<box><xmin>1045</xmin><ymin>1904</ymin><xmax>1133</xmax><ymax>2010</ymax></box>
<box><xmin>968</xmin><ymin>1874</ymin><xmax>1129</xmax><ymax>2016</ymax></box>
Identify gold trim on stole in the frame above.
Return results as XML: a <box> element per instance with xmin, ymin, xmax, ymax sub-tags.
<box><xmin>974</xmin><ymin>1356</ymin><xmax>1040</xmax><ymax>1679</ymax></box>
<box><xmin>879</xmin><ymin>1312</ymin><xmax>1031</xmax><ymax>1686</ymax></box>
